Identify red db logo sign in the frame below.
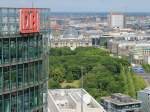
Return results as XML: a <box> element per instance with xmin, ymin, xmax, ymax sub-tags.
<box><xmin>20</xmin><ymin>8</ymin><xmax>40</xmax><ymax>33</ymax></box>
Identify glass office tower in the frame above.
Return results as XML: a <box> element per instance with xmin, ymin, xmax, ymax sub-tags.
<box><xmin>0</xmin><ymin>8</ymin><xmax>50</xmax><ymax>112</ymax></box>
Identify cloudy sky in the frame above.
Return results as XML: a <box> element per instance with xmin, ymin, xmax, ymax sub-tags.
<box><xmin>0</xmin><ymin>0</ymin><xmax>150</xmax><ymax>12</ymax></box>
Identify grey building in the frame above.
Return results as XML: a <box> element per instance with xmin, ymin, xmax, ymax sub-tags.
<box><xmin>107</xmin><ymin>40</ymin><xmax>135</xmax><ymax>56</ymax></box>
<box><xmin>101</xmin><ymin>93</ymin><xmax>142</xmax><ymax>112</ymax></box>
<box><xmin>50</xmin><ymin>28</ymin><xmax>92</xmax><ymax>50</ymax></box>
<box><xmin>138</xmin><ymin>87</ymin><xmax>150</xmax><ymax>112</ymax></box>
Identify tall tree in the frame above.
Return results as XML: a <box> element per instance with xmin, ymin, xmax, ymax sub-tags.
<box><xmin>127</xmin><ymin>71</ymin><xmax>136</xmax><ymax>97</ymax></box>
<box><xmin>119</xmin><ymin>66</ymin><xmax>128</xmax><ymax>94</ymax></box>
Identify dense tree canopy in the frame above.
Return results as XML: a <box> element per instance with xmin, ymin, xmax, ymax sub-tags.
<box><xmin>142</xmin><ymin>64</ymin><xmax>150</xmax><ymax>73</ymax></box>
<box><xmin>49</xmin><ymin>47</ymin><xmax>147</xmax><ymax>100</ymax></box>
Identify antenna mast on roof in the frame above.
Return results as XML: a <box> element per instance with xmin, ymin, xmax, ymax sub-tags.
<box><xmin>32</xmin><ymin>0</ymin><xmax>34</xmax><ymax>8</ymax></box>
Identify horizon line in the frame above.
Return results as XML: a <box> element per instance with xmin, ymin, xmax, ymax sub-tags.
<box><xmin>51</xmin><ymin>11</ymin><xmax>150</xmax><ymax>13</ymax></box>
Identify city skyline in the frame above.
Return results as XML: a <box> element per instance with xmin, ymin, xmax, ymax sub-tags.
<box><xmin>0</xmin><ymin>0</ymin><xmax>150</xmax><ymax>12</ymax></box>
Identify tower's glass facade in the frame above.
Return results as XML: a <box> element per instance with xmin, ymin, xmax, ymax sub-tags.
<box><xmin>0</xmin><ymin>8</ymin><xmax>50</xmax><ymax>112</ymax></box>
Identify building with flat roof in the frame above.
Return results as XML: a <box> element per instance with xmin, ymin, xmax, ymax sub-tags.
<box><xmin>108</xmin><ymin>12</ymin><xmax>125</xmax><ymax>29</ymax></box>
<box><xmin>138</xmin><ymin>87</ymin><xmax>150</xmax><ymax>112</ymax></box>
<box><xmin>0</xmin><ymin>8</ymin><xmax>50</xmax><ymax>112</ymax></box>
<box><xmin>130</xmin><ymin>43</ymin><xmax>150</xmax><ymax>64</ymax></box>
<box><xmin>107</xmin><ymin>38</ymin><xmax>150</xmax><ymax>64</ymax></box>
<box><xmin>48</xmin><ymin>89</ymin><xmax>106</xmax><ymax>112</ymax></box>
<box><xmin>101</xmin><ymin>93</ymin><xmax>142</xmax><ymax>112</ymax></box>
<box><xmin>107</xmin><ymin>40</ymin><xmax>136</xmax><ymax>56</ymax></box>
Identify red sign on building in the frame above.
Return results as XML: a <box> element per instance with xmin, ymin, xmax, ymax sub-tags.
<box><xmin>20</xmin><ymin>8</ymin><xmax>40</xmax><ymax>34</ymax></box>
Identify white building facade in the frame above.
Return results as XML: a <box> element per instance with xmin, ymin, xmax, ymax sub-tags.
<box><xmin>48</xmin><ymin>89</ymin><xmax>106</xmax><ymax>112</ymax></box>
<box><xmin>109</xmin><ymin>12</ymin><xmax>125</xmax><ymax>29</ymax></box>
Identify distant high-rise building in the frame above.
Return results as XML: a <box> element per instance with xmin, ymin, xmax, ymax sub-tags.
<box><xmin>0</xmin><ymin>8</ymin><xmax>50</xmax><ymax>112</ymax></box>
<box><xmin>108</xmin><ymin>12</ymin><xmax>125</xmax><ymax>29</ymax></box>
<box><xmin>138</xmin><ymin>87</ymin><xmax>150</xmax><ymax>112</ymax></box>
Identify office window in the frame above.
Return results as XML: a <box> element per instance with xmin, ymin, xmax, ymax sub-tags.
<box><xmin>29</xmin><ymin>63</ymin><xmax>34</xmax><ymax>84</ymax></box>
<box><xmin>0</xmin><ymin>68</ymin><xmax>2</xmax><ymax>92</ymax></box>
<box><xmin>28</xmin><ymin>37</ymin><xmax>34</xmax><ymax>59</ymax></box>
<box><xmin>22</xmin><ymin>38</ymin><xmax>28</xmax><ymax>61</ymax></box>
<box><xmin>3</xmin><ymin>67</ymin><xmax>10</xmax><ymax>91</ymax></box>
<box><xmin>10</xmin><ymin>38</ymin><xmax>16</xmax><ymax>62</ymax></box>
<box><xmin>4</xmin><ymin>94</ymin><xmax>10</xmax><ymax>112</ymax></box>
<box><xmin>11</xmin><ymin>66</ymin><xmax>17</xmax><ymax>89</ymax></box>
<box><xmin>39</xmin><ymin>86</ymin><xmax>43</xmax><ymax>105</ymax></box>
<box><xmin>24</xmin><ymin>89</ymin><xmax>30</xmax><ymax>112</ymax></box>
<box><xmin>17</xmin><ymin>38</ymin><xmax>23</xmax><ymax>61</ymax></box>
<box><xmin>33</xmin><ymin>36</ymin><xmax>38</xmax><ymax>58</ymax></box>
<box><xmin>0</xmin><ymin>39</ymin><xmax>2</xmax><ymax>64</ymax></box>
<box><xmin>11</xmin><ymin>92</ymin><xmax>17</xmax><ymax>112</ymax></box>
<box><xmin>0</xmin><ymin>96</ymin><xmax>2</xmax><ymax>111</ymax></box>
<box><xmin>38</xmin><ymin>36</ymin><xmax>42</xmax><ymax>58</ymax></box>
<box><xmin>35</xmin><ymin>87</ymin><xmax>38</xmax><ymax>107</ymax></box>
<box><xmin>35</xmin><ymin>62</ymin><xmax>38</xmax><ymax>83</ymax></box>
<box><xmin>18</xmin><ymin>91</ymin><xmax>24</xmax><ymax>112</ymax></box>
<box><xmin>30</xmin><ymin>87</ymin><xmax>35</xmax><ymax>109</ymax></box>
<box><xmin>38</xmin><ymin>61</ymin><xmax>42</xmax><ymax>81</ymax></box>
<box><xmin>24</xmin><ymin>64</ymin><xmax>29</xmax><ymax>86</ymax></box>
<box><xmin>3</xmin><ymin>39</ymin><xmax>9</xmax><ymax>63</ymax></box>
<box><xmin>17</xmin><ymin>64</ymin><xmax>23</xmax><ymax>87</ymax></box>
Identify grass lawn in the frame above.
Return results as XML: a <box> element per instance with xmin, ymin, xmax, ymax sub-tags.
<box><xmin>61</xmin><ymin>80</ymin><xmax>80</xmax><ymax>88</ymax></box>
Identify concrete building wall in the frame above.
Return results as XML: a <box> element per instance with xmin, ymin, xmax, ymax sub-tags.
<box><xmin>51</xmin><ymin>38</ymin><xmax>92</xmax><ymax>49</ymax></box>
<box><xmin>109</xmin><ymin>13</ymin><xmax>125</xmax><ymax>29</ymax></box>
<box><xmin>144</xmin><ymin>56</ymin><xmax>150</xmax><ymax>64</ymax></box>
<box><xmin>138</xmin><ymin>90</ymin><xmax>150</xmax><ymax>112</ymax></box>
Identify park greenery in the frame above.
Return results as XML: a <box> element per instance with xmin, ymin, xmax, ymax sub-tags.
<box><xmin>142</xmin><ymin>64</ymin><xmax>150</xmax><ymax>73</ymax></box>
<box><xmin>49</xmin><ymin>47</ymin><xmax>147</xmax><ymax>100</ymax></box>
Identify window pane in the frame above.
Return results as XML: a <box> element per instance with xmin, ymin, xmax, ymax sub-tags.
<box><xmin>18</xmin><ymin>91</ymin><xmax>24</xmax><ymax>112</ymax></box>
<box><xmin>4</xmin><ymin>95</ymin><xmax>10</xmax><ymax>112</ymax></box>
<box><xmin>0</xmin><ymin>96</ymin><xmax>2</xmax><ymax>111</ymax></box>
<box><xmin>3</xmin><ymin>39</ymin><xmax>9</xmax><ymax>63</ymax></box>
<box><xmin>11</xmin><ymin>92</ymin><xmax>17</xmax><ymax>112</ymax></box>
<box><xmin>35</xmin><ymin>62</ymin><xmax>38</xmax><ymax>83</ymax></box>
<box><xmin>22</xmin><ymin>38</ymin><xmax>28</xmax><ymax>61</ymax></box>
<box><xmin>30</xmin><ymin>63</ymin><xmax>34</xmax><ymax>84</ymax></box>
<box><xmin>3</xmin><ymin>67</ymin><xmax>10</xmax><ymax>91</ymax></box>
<box><xmin>17</xmin><ymin>38</ymin><xmax>23</xmax><ymax>61</ymax></box>
<box><xmin>28</xmin><ymin>37</ymin><xmax>34</xmax><ymax>59</ymax></box>
<box><xmin>24</xmin><ymin>89</ymin><xmax>30</xmax><ymax>112</ymax></box>
<box><xmin>0</xmin><ymin>68</ymin><xmax>2</xmax><ymax>92</ymax></box>
<box><xmin>0</xmin><ymin>39</ymin><xmax>2</xmax><ymax>64</ymax></box>
<box><xmin>24</xmin><ymin>64</ymin><xmax>28</xmax><ymax>86</ymax></box>
<box><xmin>10</xmin><ymin>38</ymin><xmax>16</xmax><ymax>62</ymax></box>
<box><xmin>30</xmin><ymin>88</ymin><xmax>35</xmax><ymax>109</ymax></box>
<box><xmin>11</xmin><ymin>66</ymin><xmax>17</xmax><ymax>89</ymax></box>
<box><xmin>38</xmin><ymin>36</ymin><xmax>42</xmax><ymax>58</ymax></box>
<box><xmin>17</xmin><ymin>65</ymin><xmax>23</xmax><ymax>87</ymax></box>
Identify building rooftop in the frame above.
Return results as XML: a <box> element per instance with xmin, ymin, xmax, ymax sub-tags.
<box><xmin>48</xmin><ymin>89</ymin><xmax>106</xmax><ymax>112</ymax></box>
<box><xmin>110</xmin><ymin>12</ymin><xmax>124</xmax><ymax>15</ymax></box>
<box><xmin>109</xmin><ymin>39</ymin><xmax>150</xmax><ymax>45</ymax></box>
<box><xmin>63</xmin><ymin>28</ymin><xmax>79</xmax><ymax>38</ymax></box>
<box><xmin>138</xmin><ymin>87</ymin><xmax>150</xmax><ymax>94</ymax></box>
<box><xmin>101</xmin><ymin>93</ymin><xmax>142</xmax><ymax>106</ymax></box>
